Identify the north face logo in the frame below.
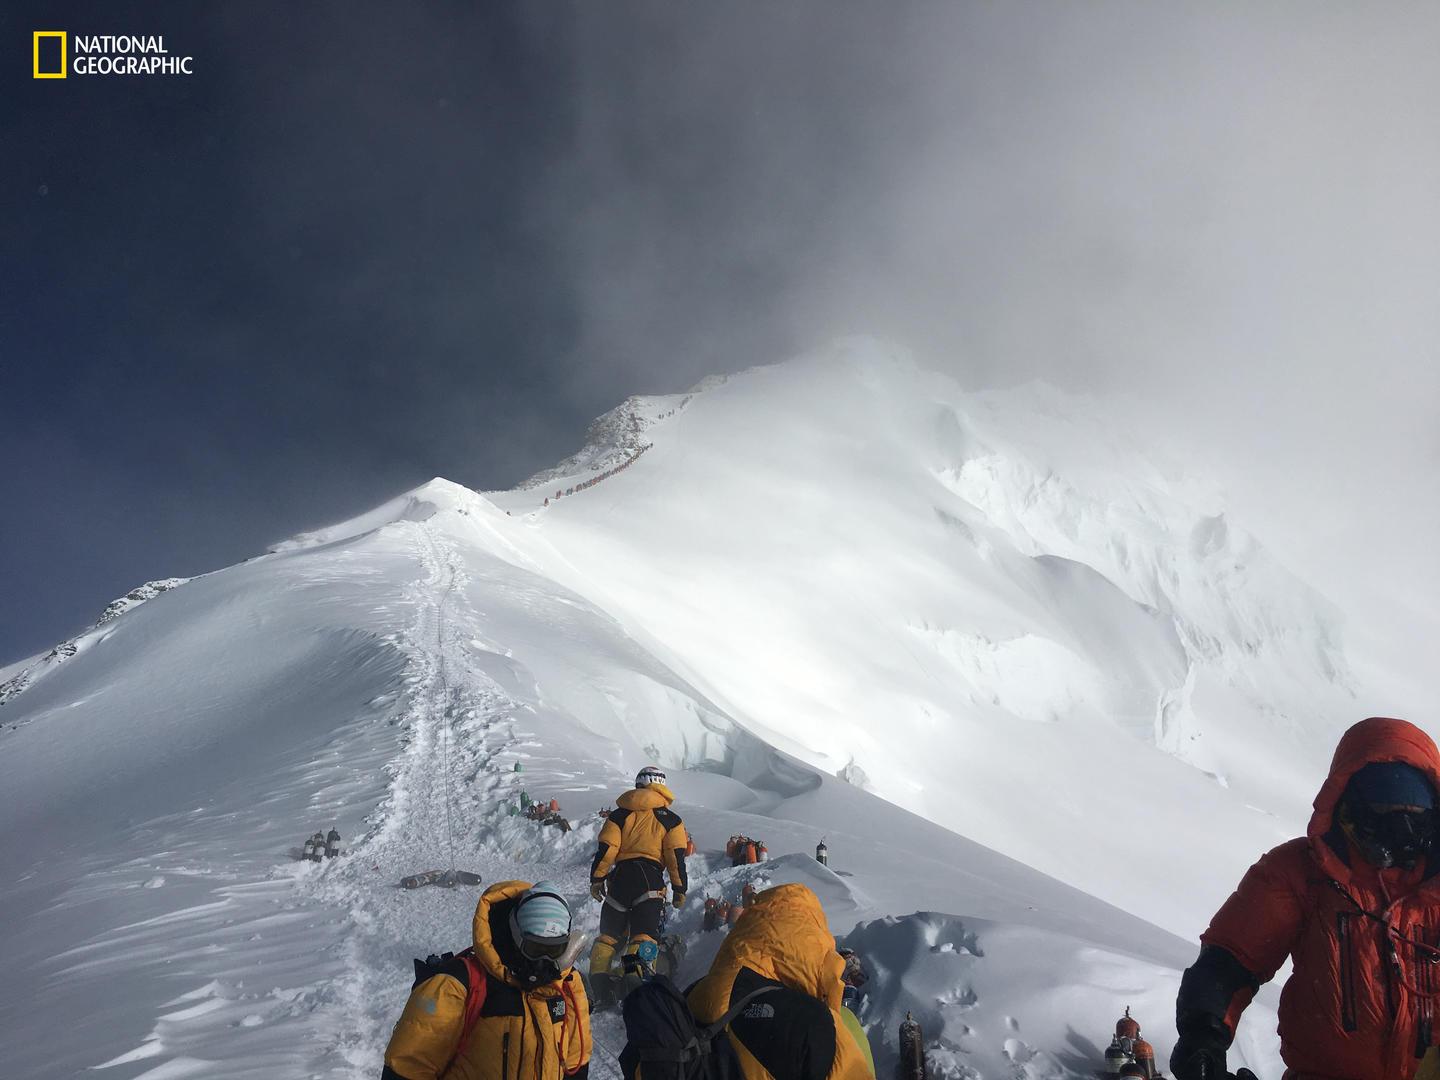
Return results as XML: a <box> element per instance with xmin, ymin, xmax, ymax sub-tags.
<box><xmin>743</xmin><ymin>1003</ymin><xmax>775</xmax><ymax>1019</ymax></box>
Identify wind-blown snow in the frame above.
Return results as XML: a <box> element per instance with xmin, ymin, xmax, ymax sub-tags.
<box><xmin>481</xmin><ymin>342</ymin><xmax>1355</xmax><ymax>934</ymax></box>
<box><xmin>2</xmin><ymin>340</ymin><xmax>1362</xmax><ymax>1080</ymax></box>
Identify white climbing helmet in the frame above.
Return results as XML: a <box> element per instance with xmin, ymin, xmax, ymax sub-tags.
<box><xmin>635</xmin><ymin>765</ymin><xmax>667</xmax><ymax>789</ymax></box>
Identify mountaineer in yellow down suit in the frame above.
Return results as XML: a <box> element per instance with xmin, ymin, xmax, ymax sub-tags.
<box><xmin>381</xmin><ymin>880</ymin><xmax>592</xmax><ymax>1080</ymax></box>
<box><xmin>589</xmin><ymin>765</ymin><xmax>690</xmax><ymax>1005</ymax></box>
<box><xmin>688</xmin><ymin>883</ymin><xmax>875</xmax><ymax>1080</ymax></box>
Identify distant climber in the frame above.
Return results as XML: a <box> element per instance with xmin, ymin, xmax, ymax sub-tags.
<box><xmin>380</xmin><ymin>879</ymin><xmax>591</xmax><ymax>1080</ymax></box>
<box><xmin>1172</xmin><ymin>717</ymin><xmax>1440</xmax><ymax>1080</ymax></box>
<box><xmin>588</xmin><ymin>765</ymin><xmax>689</xmax><ymax>1007</ymax></box>
<box><xmin>686</xmin><ymin>883</ymin><xmax>874</xmax><ymax>1080</ymax></box>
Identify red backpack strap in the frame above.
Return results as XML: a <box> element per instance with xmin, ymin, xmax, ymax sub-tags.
<box><xmin>442</xmin><ymin>952</ymin><xmax>489</xmax><ymax>1077</ymax></box>
<box><xmin>457</xmin><ymin>954</ymin><xmax>489</xmax><ymax>1056</ymax></box>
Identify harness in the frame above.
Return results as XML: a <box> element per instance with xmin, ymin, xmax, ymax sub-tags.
<box><xmin>605</xmin><ymin>889</ymin><xmax>669</xmax><ymax>913</ymax></box>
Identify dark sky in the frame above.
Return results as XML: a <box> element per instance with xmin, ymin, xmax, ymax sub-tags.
<box><xmin>5</xmin><ymin>2</ymin><xmax>1438</xmax><ymax>676</ymax></box>
<box><xmin>2</xmin><ymin>2</ymin><xmax>765</xmax><ymax>664</ymax></box>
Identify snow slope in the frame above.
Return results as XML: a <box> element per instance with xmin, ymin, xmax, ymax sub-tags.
<box><xmin>483</xmin><ymin>342</ymin><xmax>1357</xmax><ymax>936</ymax></box>
<box><xmin>2</xmin><ymin>339</ymin><xmax>1370</xmax><ymax>1079</ymax></box>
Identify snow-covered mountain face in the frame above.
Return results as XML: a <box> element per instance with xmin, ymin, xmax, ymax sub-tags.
<box><xmin>478</xmin><ymin>343</ymin><xmax>1357</xmax><ymax>933</ymax></box>
<box><xmin>2</xmin><ymin>341</ymin><xmax>1367</xmax><ymax>1079</ymax></box>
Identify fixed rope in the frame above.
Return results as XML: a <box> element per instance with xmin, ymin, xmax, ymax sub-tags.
<box><xmin>436</xmin><ymin>565</ymin><xmax>459</xmax><ymax>873</ymax></box>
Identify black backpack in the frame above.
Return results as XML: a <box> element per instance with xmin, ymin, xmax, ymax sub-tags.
<box><xmin>619</xmin><ymin>975</ymin><xmax>773</xmax><ymax>1080</ymax></box>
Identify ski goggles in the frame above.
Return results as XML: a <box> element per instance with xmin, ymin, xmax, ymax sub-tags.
<box><xmin>1353</xmin><ymin>804</ymin><xmax>1434</xmax><ymax>838</ymax></box>
<box><xmin>1347</xmin><ymin>804</ymin><xmax>1435</xmax><ymax>867</ymax></box>
<box><xmin>518</xmin><ymin>934</ymin><xmax>572</xmax><ymax>962</ymax></box>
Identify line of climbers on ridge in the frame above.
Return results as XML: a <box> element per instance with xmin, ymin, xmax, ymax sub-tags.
<box><xmin>381</xmin><ymin>764</ymin><xmax>875</xmax><ymax>1080</ymax></box>
<box><xmin>542</xmin><ymin>445</ymin><xmax>652</xmax><ymax>508</ymax></box>
<box><xmin>381</xmin><ymin>716</ymin><xmax>1440</xmax><ymax>1080</ymax></box>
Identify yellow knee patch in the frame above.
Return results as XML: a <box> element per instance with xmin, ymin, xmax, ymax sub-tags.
<box><xmin>589</xmin><ymin>938</ymin><xmax>617</xmax><ymax>975</ymax></box>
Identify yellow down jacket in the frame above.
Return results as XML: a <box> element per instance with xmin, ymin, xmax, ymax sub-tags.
<box><xmin>382</xmin><ymin>881</ymin><xmax>591</xmax><ymax>1080</ymax></box>
<box><xmin>591</xmin><ymin>784</ymin><xmax>689</xmax><ymax>892</ymax></box>
<box><xmin>688</xmin><ymin>884</ymin><xmax>873</xmax><ymax>1080</ymax></box>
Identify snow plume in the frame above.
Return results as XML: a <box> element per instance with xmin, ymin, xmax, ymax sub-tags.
<box><xmin>546</xmin><ymin>3</ymin><xmax>1439</xmax><ymax>715</ymax></box>
<box><xmin>475</xmin><ymin>344</ymin><xmax>1360</xmax><ymax>934</ymax></box>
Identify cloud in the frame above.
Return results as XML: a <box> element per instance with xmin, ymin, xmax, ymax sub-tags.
<box><xmin>541</xmin><ymin>1</ymin><xmax>1440</xmax><ymax>697</ymax></box>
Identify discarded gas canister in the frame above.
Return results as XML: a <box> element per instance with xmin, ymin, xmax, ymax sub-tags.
<box><xmin>1131</xmin><ymin>1038</ymin><xmax>1155</xmax><ymax>1079</ymax></box>
<box><xmin>897</xmin><ymin>1012</ymin><xmax>927</xmax><ymax>1080</ymax></box>
<box><xmin>816</xmin><ymin>840</ymin><xmax>829</xmax><ymax>866</ymax></box>
<box><xmin>1103</xmin><ymin>1037</ymin><xmax>1131</xmax><ymax>1075</ymax></box>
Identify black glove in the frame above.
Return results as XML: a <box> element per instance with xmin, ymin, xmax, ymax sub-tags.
<box><xmin>1173</xmin><ymin>945</ymin><xmax>1258</xmax><ymax>1080</ymax></box>
<box><xmin>1170</xmin><ymin>1033</ymin><xmax>1228</xmax><ymax>1080</ymax></box>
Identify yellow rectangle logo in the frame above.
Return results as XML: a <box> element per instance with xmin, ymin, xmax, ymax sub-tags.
<box><xmin>34</xmin><ymin>31</ymin><xmax>67</xmax><ymax>78</ymax></box>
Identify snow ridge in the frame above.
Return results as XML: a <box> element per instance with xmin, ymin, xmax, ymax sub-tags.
<box><xmin>521</xmin><ymin>388</ymin><xmax>705</xmax><ymax>489</ymax></box>
<box><xmin>0</xmin><ymin>576</ymin><xmax>189</xmax><ymax>709</ymax></box>
<box><xmin>0</xmin><ymin>343</ymin><xmax>1333</xmax><ymax>1079</ymax></box>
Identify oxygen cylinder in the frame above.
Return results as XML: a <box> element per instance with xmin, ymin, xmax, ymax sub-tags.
<box><xmin>741</xmin><ymin>883</ymin><xmax>758</xmax><ymax>907</ymax></box>
<box><xmin>703</xmin><ymin>898</ymin><xmax>720</xmax><ymax>932</ymax></box>
<box><xmin>548</xmin><ymin>798</ymin><xmax>560</xmax><ymax>813</ymax></box>
<box><xmin>685</xmin><ymin>836</ymin><xmax>696</xmax><ymax>857</ymax></box>
<box><xmin>302</xmin><ymin>835</ymin><xmax>316</xmax><ymax>860</ymax></box>
<box><xmin>1131</xmin><ymin>1038</ymin><xmax>1155</xmax><ymax>1079</ymax></box>
<box><xmin>716</xmin><ymin>901</ymin><xmax>731</xmax><ymax>925</ymax></box>
<box><xmin>325</xmin><ymin>829</ymin><xmax>341</xmax><ymax>858</ymax></box>
<box><xmin>816</xmin><ymin>840</ymin><xmax>829</xmax><ymax>866</ymax></box>
<box><xmin>309</xmin><ymin>833</ymin><xmax>325</xmax><ymax>862</ymax></box>
<box><xmin>1115</xmin><ymin>1008</ymin><xmax>1140</xmax><ymax>1042</ymax></box>
<box><xmin>513</xmin><ymin>762</ymin><xmax>523</xmax><ymax>773</ymax></box>
<box><xmin>726</xmin><ymin>836</ymin><xmax>739</xmax><ymax>859</ymax></box>
<box><xmin>898</xmin><ymin>1012</ymin><xmax>926</xmax><ymax>1080</ymax></box>
<box><xmin>1103</xmin><ymin>1038</ymin><xmax>1131</xmax><ymax>1075</ymax></box>
<box><xmin>756</xmin><ymin>842</ymin><xmax>768</xmax><ymax>862</ymax></box>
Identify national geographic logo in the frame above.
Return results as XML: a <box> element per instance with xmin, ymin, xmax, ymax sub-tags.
<box><xmin>33</xmin><ymin>32</ymin><xmax>195</xmax><ymax>78</ymax></box>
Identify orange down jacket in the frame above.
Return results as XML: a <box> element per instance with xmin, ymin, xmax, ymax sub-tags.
<box><xmin>1202</xmin><ymin>717</ymin><xmax>1440</xmax><ymax>1080</ymax></box>
<box><xmin>688</xmin><ymin>884</ymin><xmax>873</xmax><ymax>1080</ymax></box>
